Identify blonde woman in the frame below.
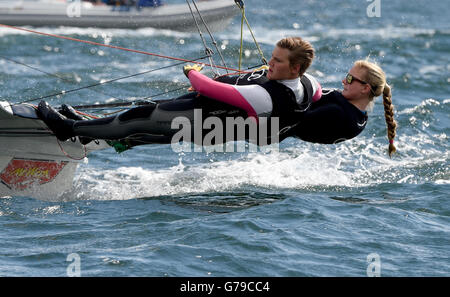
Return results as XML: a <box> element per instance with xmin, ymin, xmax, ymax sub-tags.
<box><xmin>293</xmin><ymin>59</ymin><xmax>397</xmax><ymax>156</ymax></box>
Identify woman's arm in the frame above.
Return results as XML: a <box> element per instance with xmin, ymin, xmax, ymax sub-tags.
<box><xmin>304</xmin><ymin>73</ymin><xmax>322</xmax><ymax>102</ymax></box>
<box><xmin>188</xmin><ymin>70</ymin><xmax>273</xmax><ymax>119</ymax></box>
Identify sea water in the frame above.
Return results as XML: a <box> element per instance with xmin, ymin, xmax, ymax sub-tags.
<box><xmin>0</xmin><ymin>0</ymin><xmax>449</xmax><ymax>277</ymax></box>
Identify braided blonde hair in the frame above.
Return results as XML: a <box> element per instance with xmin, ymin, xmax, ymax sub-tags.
<box><xmin>354</xmin><ymin>59</ymin><xmax>397</xmax><ymax>157</ymax></box>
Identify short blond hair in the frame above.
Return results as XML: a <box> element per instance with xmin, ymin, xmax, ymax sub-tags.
<box><xmin>276</xmin><ymin>37</ymin><xmax>314</xmax><ymax>76</ymax></box>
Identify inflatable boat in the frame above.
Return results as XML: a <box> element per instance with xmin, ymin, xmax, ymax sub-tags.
<box><xmin>0</xmin><ymin>0</ymin><xmax>238</xmax><ymax>31</ymax></box>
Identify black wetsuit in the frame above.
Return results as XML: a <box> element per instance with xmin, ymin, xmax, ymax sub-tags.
<box><xmin>292</xmin><ymin>89</ymin><xmax>368</xmax><ymax>144</ymax></box>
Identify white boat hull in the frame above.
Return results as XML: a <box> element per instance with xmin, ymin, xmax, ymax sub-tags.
<box><xmin>0</xmin><ymin>0</ymin><xmax>238</xmax><ymax>31</ymax></box>
<box><xmin>0</xmin><ymin>101</ymin><xmax>109</xmax><ymax>199</ymax></box>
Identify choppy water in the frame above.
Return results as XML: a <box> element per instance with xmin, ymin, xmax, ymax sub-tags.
<box><xmin>0</xmin><ymin>0</ymin><xmax>449</xmax><ymax>277</ymax></box>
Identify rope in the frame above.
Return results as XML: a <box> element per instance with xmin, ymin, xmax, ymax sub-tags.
<box><xmin>15</xmin><ymin>57</ymin><xmax>207</xmax><ymax>104</ymax></box>
<box><xmin>56</xmin><ymin>137</ymin><xmax>87</xmax><ymax>161</ymax></box>
<box><xmin>234</xmin><ymin>0</ymin><xmax>267</xmax><ymax>66</ymax></box>
<box><xmin>70</xmin><ymin>85</ymin><xmax>190</xmax><ymax>110</ymax></box>
<box><xmin>0</xmin><ymin>23</ymin><xmax>241</xmax><ymax>73</ymax></box>
<box><xmin>190</xmin><ymin>0</ymin><xmax>229</xmax><ymax>73</ymax></box>
<box><xmin>0</xmin><ymin>54</ymin><xmax>124</xmax><ymax>102</ymax></box>
<box><xmin>185</xmin><ymin>0</ymin><xmax>219</xmax><ymax>76</ymax></box>
<box><xmin>0</xmin><ymin>8</ymin><xmax>267</xmax><ymax>109</ymax></box>
<box><xmin>238</xmin><ymin>3</ymin><xmax>245</xmax><ymax>70</ymax></box>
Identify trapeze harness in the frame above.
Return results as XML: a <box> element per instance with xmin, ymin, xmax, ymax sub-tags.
<box><xmin>64</xmin><ymin>68</ymin><xmax>324</xmax><ymax>147</ymax></box>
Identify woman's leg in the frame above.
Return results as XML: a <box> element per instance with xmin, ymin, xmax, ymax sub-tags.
<box><xmin>37</xmin><ymin>93</ymin><xmax>275</xmax><ymax>146</ymax></box>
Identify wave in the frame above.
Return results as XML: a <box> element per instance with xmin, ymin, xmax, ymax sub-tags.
<box><xmin>64</xmin><ymin>139</ymin><xmax>447</xmax><ymax>202</ymax></box>
<box><xmin>67</xmin><ymin>150</ymin><xmax>355</xmax><ymax>201</ymax></box>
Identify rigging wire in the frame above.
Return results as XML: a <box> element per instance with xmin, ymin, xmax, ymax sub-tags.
<box><xmin>71</xmin><ymin>85</ymin><xmax>190</xmax><ymax>110</ymax></box>
<box><xmin>14</xmin><ymin>56</ymin><xmax>208</xmax><ymax>105</ymax></box>
<box><xmin>0</xmin><ymin>54</ymin><xmax>125</xmax><ymax>102</ymax></box>
<box><xmin>0</xmin><ymin>4</ymin><xmax>270</xmax><ymax>154</ymax></box>
<box><xmin>234</xmin><ymin>0</ymin><xmax>268</xmax><ymax>66</ymax></box>
<box><xmin>0</xmin><ymin>2</ymin><xmax>267</xmax><ymax>110</ymax></box>
<box><xmin>238</xmin><ymin>2</ymin><xmax>245</xmax><ymax>71</ymax></box>
<box><xmin>0</xmin><ymin>23</ymin><xmax>241</xmax><ymax>73</ymax></box>
<box><xmin>185</xmin><ymin>0</ymin><xmax>218</xmax><ymax>76</ymax></box>
<box><xmin>190</xmin><ymin>0</ymin><xmax>229</xmax><ymax>73</ymax></box>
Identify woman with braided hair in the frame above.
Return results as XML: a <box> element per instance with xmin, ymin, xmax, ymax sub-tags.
<box><xmin>293</xmin><ymin>59</ymin><xmax>397</xmax><ymax>156</ymax></box>
<box><xmin>355</xmin><ymin>59</ymin><xmax>397</xmax><ymax>156</ymax></box>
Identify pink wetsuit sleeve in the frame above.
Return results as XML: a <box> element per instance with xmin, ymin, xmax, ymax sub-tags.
<box><xmin>312</xmin><ymin>81</ymin><xmax>322</xmax><ymax>102</ymax></box>
<box><xmin>188</xmin><ymin>70</ymin><xmax>258</xmax><ymax>118</ymax></box>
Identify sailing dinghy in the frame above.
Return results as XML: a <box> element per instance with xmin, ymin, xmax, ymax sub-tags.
<box><xmin>0</xmin><ymin>101</ymin><xmax>109</xmax><ymax>198</ymax></box>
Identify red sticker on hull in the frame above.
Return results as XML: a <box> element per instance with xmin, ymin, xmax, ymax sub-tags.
<box><xmin>0</xmin><ymin>159</ymin><xmax>68</xmax><ymax>190</ymax></box>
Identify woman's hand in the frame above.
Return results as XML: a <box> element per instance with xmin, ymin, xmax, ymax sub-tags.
<box><xmin>183</xmin><ymin>64</ymin><xmax>204</xmax><ymax>77</ymax></box>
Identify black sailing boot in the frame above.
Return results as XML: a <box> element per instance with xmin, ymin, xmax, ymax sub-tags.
<box><xmin>59</xmin><ymin>104</ymin><xmax>84</xmax><ymax>121</ymax></box>
<box><xmin>36</xmin><ymin>101</ymin><xmax>76</xmax><ymax>141</ymax></box>
<box><xmin>59</xmin><ymin>104</ymin><xmax>93</xmax><ymax>145</ymax></box>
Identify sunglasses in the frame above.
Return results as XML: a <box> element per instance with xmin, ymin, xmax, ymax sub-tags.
<box><xmin>345</xmin><ymin>73</ymin><xmax>376</xmax><ymax>94</ymax></box>
<box><xmin>345</xmin><ymin>73</ymin><xmax>369</xmax><ymax>85</ymax></box>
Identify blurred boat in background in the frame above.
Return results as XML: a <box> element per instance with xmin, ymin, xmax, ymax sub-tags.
<box><xmin>0</xmin><ymin>0</ymin><xmax>238</xmax><ymax>31</ymax></box>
